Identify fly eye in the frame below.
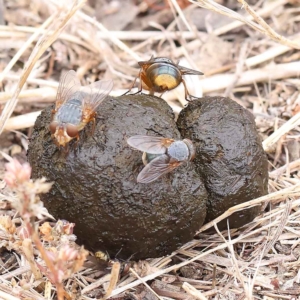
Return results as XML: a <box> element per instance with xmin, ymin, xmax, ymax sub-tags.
<box><xmin>49</xmin><ymin>122</ymin><xmax>58</xmax><ymax>134</ymax></box>
<box><xmin>66</xmin><ymin>124</ymin><xmax>78</xmax><ymax>138</ymax></box>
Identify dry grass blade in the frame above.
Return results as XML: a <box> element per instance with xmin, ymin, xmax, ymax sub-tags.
<box><xmin>102</xmin><ymin>262</ymin><xmax>121</xmax><ymax>300</ymax></box>
<box><xmin>44</xmin><ymin>281</ymin><xmax>52</xmax><ymax>300</ymax></box>
<box><xmin>0</xmin><ymin>15</ymin><xmax>55</xmax><ymax>85</ymax></box>
<box><xmin>215</xmin><ymin>226</ymin><xmax>250</xmax><ymax>296</ymax></box>
<box><xmin>237</xmin><ymin>0</ymin><xmax>300</xmax><ymax>49</ymax></box>
<box><xmin>263</xmin><ymin>111</ymin><xmax>300</xmax><ymax>152</ymax></box>
<box><xmin>224</xmin><ymin>40</ymin><xmax>249</xmax><ymax>97</ymax></box>
<box><xmin>4</xmin><ymin>111</ymin><xmax>41</xmax><ymax>131</ymax></box>
<box><xmin>269</xmin><ymin>158</ymin><xmax>300</xmax><ymax>179</ymax></box>
<box><xmin>201</xmin><ymin>62</ymin><xmax>300</xmax><ymax>94</ymax></box>
<box><xmin>175</xmin><ymin>0</ymin><xmax>289</xmax><ymax>57</ymax></box>
<box><xmin>0</xmin><ymin>291</ymin><xmax>20</xmax><ymax>300</ymax></box>
<box><xmin>197</xmin><ymin>183</ymin><xmax>300</xmax><ymax>233</ymax></box>
<box><xmin>129</xmin><ymin>267</ymin><xmax>163</xmax><ymax>300</ymax></box>
<box><xmin>190</xmin><ymin>0</ymin><xmax>300</xmax><ymax>49</ymax></box>
<box><xmin>0</xmin><ymin>0</ymin><xmax>86</xmax><ymax>135</ymax></box>
<box><xmin>245</xmin><ymin>34</ymin><xmax>300</xmax><ymax>67</ymax></box>
<box><xmin>78</xmin><ymin>11</ymin><xmax>142</xmax><ymax>61</ymax></box>
<box><xmin>259</xmin><ymin>200</ymin><xmax>292</xmax><ymax>257</ymax></box>
<box><xmin>81</xmin><ymin>274</ymin><xmax>111</xmax><ymax>295</ymax></box>
<box><xmin>182</xmin><ymin>282</ymin><xmax>207</xmax><ymax>300</ymax></box>
<box><xmin>168</xmin><ymin>0</ymin><xmax>192</xmax><ymax>31</ymax></box>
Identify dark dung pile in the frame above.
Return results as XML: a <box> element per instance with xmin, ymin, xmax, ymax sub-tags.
<box><xmin>27</xmin><ymin>94</ymin><xmax>208</xmax><ymax>260</ymax></box>
<box><xmin>177</xmin><ymin>96</ymin><xmax>269</xmax><ymax>230</ymax></box>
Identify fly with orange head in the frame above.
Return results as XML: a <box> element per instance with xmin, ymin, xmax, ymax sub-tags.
<box><xmin>49</xmin><ymin>70</ymin><xmax>113</xmax><ymax>151</ymax></box>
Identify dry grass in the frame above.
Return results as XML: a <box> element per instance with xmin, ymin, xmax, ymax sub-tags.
<box><xmin>0</xmin><ymin>0</ymin><xmax>300</xmax><ymax>299</ymax></box>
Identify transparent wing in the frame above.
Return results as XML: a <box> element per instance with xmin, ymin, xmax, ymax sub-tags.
<box><xmin>138</xmin><ymin>61</ymin><xmax>154</xmax><ymax>68</ymax></box>
<box><xmin>138</xmin><ymin>56</ymin><xmax>155</xmax><ymax>67</ymax></box>
<box><xmin>127</xmin><ymin>135</ymin><xmax>174</xmax><ymax>154</ymax></box>
<box><xmin>55</xmin><ymin>70</ymin><xmax>81</xmax><ymax>110</ymax></box>
<box><xmin>137</xmin><ymin>154</ymin><xmax>181</xmax><ymax>183</ymax></box>
<box><xmin>83</xmin><ymin>79</ymin><xmax>114</xmax><ymax>113</ymax></box>
<box><xmin>178</xmin><ymin>65</ymin><xmax>204</xmax><ymax>76</ymax></box>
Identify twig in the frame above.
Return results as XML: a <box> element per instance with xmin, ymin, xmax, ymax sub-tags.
<box><xmin>0</xmin><ymin>291</ymin><xmax>21</xmax><ymax>300</ymax></box>
<box><xmin>0</xmin><ymin>88</ymin><xmax>56</xmax><ymax>104</ymax></box>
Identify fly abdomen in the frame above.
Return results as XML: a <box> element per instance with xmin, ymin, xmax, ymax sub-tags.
<box><xmin>55</xmin><ymin>97</ymin><xmax>83</xmax><ymax>125</ymax></box>
<box><xmin>142</xmin><ymin>152</ymin><xmax>162</xmax><ymax>165</ymax></box>
<box><xmin>147</xmin><ymin>63</ymin><xmax>181</xmax><ymax>92</ymax></box>
<box><xmin>167</xmin><ymin>141</ymin><xmax>189</xmax><ymax>162</ymax></box>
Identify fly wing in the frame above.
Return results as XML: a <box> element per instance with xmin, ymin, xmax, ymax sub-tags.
<box><xmin>127</xmin><ymin>135</ymin><xmax>174</xmax><ymax>154</ymax></box>
<box><xmin>55</xmin><ymin>70</ymin><xmax>81</xmax><ymax>110</ymax></box>
<box><xmin>137</xmin><ymin>154</ymin><xmax>181</xmax><ymax>183</ymax></box>
<box><xmin>82</xmin><ymin>79</ymin><xmax>114</xmax><ymax>114</ymax></box>
<box><xmin>138</xmin><ymin>55</ymin><xmax>155</xmax><ymax>67</ymax></box>
<box><xmin>178</xmin><ymin>65</ymin><xmax>204</xmax><ymax>76</ymax></box>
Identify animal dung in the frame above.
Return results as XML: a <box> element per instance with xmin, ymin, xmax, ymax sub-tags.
<box><xmin>28</xmin><ymin>94</ymin><xmax>268</xmax><ymax>259</ymax></box>
<box><xmin>177</xmin><ymin>96</ymin><xmax>269</xmax><ymax>231</ymax></box>
<box><xmin>27</xmin><ymin>94</ymin><xmax>208</xmax><ymax>260</ymax></box>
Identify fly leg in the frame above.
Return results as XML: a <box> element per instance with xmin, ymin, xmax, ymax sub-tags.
<box><xmin>159</xmin><ymin>91</ymin><xmax>166</xmax><ymax>98</ymax></box>
<box><xmin>122</xmin><ymin>70</ymin><xmax>143</xmax><ymax>96</ymax></box>
<box><xmin>71</xmin><ymin>133</ymin><xmax>81</xmax><ymax>156</ymax></box>
<box><xmin>130</xmin><ymin>71</ymin><xmax>144</xmax><ymax>95</ymax></box>
<box><xmin>182</xmin><ymin>79</ymin><xmax>199</xmax><ymax>101</ymax></box>
<box><xmin>122</xmin><ymin>76</ymin><xmax>138</xmax><ymax>96</ymax></box>
<box><xmin>90</xmin><ymin>116</ymin><xmax>96</xmax><ymax>136</ymax></box>
<box><xmin>63</xmin><ymin>143</ymin><xmax>70</xmax><ymax>155</ymax></box>
<box><xmin>74</xmin><ymin>134</ymin><xmax>80</xmax><ymax>148</ymax></box>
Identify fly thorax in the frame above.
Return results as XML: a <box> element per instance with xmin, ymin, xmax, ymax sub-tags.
<box><xmin>152</xmin><ymin>57</ymin><xmax>173</xmax><ymax>64</ymax></box>
<box><xmin>167</xmin><ymin>141</ymin><xmax>189</xmax><ymax>162</ymax></box>
<box><xmin>56</xmin><ymin>94</ymin><xmax>84</xmax><ymax>125</ymax></box>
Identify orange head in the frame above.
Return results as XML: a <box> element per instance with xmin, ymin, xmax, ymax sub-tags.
<box><xmin>49</xmin><ymin>121</ymin><xmax>79</xmax><ymax>148</ymax></box>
